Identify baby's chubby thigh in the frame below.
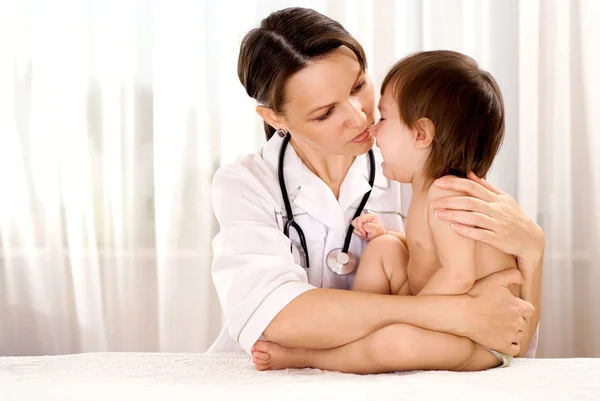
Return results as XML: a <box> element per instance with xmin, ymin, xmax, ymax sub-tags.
<box><xmin>356</xmin><ymin>234</ymin><xmax>410</xmax><ymax>294</ymax></box>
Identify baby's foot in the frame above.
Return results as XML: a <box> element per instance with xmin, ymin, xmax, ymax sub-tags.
<box><xmin>251</xmin><ymin>341</ymin><xmax>309</xmax><ymax>371</ymax></box>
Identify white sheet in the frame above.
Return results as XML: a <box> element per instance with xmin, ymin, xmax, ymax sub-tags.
<box><xmin>1</xmin><ymin>352</ymin><xmax>599</xmax><ymax>401</ymax></box>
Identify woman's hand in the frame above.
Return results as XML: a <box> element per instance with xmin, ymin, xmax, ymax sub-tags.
<box><xmin>430</xmin><ymin>172</ymin><xmax>545</xmax><ymax>279</ymax></box>
<box><xmin>464</xmin><ymin>269</ymin><xmax>534</xmax><ymax>356</ymax></box>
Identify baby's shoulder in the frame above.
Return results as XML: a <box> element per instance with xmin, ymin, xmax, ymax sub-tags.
<box><xmin>426</xmin><ymin>183</ymin><xmax>468</xmax><ymax>201</ymax></box>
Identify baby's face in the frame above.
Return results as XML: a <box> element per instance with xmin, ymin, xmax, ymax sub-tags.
<box><xmin>372</xmin><ymin>89</ymin><xmax>426</xmax><ymax>184</ymax></box>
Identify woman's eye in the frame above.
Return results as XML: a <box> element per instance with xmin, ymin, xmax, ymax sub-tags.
<box><xmin>351</xmin><ymin>81</ymin><xmax>365</xmax><ymax>94</ymax></box>
<box><xmin>317</xmin><ymin>107</ymin><xmax>334</xmax><ymax>121</ymax></box>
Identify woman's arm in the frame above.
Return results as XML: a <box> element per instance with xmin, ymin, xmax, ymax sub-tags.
<box><xmin>429</xmin><ymin>172</ymin><xmax>545</xmax><ymax>353</ymax></box>
<box><xmin>213</xmin><ymin>166</ymin><xmax>533</xmax><ymax>355</ymax></box>
<box><xmin>515</xmin><ymin>248</ymin><xmax>543</xmax><ymax>356</ymax></box>
<box><xmin>265</xmin><ymin>268</ymin><xmax>531</xmax><ymax>356</ymax></box>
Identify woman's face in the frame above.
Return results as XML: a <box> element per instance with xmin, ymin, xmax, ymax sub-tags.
<box><xmin>278</xmin><ymin>46</ymin><xmax>376</xmax><ymax>156</ymax></box>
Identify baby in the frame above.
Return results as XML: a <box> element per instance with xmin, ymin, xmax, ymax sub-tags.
<box><xmin>252</xmin><ymin>50</ymin><xmax>518</xmax><ymax>373</ymax></box>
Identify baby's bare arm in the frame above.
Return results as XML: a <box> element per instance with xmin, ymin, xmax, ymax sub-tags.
<box><xmin>384</xmin><ymin>230</ymin><xmax>408</xmax><ymax>248</ymax></box>
<box><xmin>418</xmin><ymin>187</ymin><xmax>477</xmax><ymax>295</ymax></box>
<box><xmin>516</xmin><ymin>254</ymin><xmax>543</xmax><ymax>356</ymax></box>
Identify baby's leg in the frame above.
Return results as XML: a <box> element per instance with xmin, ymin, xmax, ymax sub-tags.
<box><xmin>253</xmin><ymin>324</ymin><xmax>500</xmax><ymax>373</ymax></box>
<box><xmin>352</xmin><ymin>234</ymin><xmax>410</xmax><ymax>295</ymax></box>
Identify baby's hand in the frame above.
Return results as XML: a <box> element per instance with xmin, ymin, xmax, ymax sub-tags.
<box><xmin>352</xmin><ymin>213</ymin><xmax>386</xmax><ymax>242</ymax></box>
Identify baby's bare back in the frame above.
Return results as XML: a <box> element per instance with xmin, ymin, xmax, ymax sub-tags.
<box><xmin>405</xmin><ymin>192</ymin><xmax>517</xmax><ymax>295</ymax></box>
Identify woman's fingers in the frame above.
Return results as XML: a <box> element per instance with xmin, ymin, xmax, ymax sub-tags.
<box><xmin>434</xmin><ymin>175</ymin><xmax>497</xmax><ymax>202</ymax></box>
<box><xmin>450</xmin><ymin>223</ymin><xmax>523</xmax><ymax>257</ymax></box>
<box><xmin>472</xmin><ymin>268</ymin><xmax>524</xmax><ymax>291</ymax></box>
<box><xmin>467</xmin><ymin>171</ymin><xmax>503</xmax><ymax>195</ymax></box>
<box><xmin>431</xmin><ymin>196</ymin><xmax>496</xmax><ymax>216</ymax></box>
<box><xmin>521</xmin><ymin>316</ymin><xmax>528</xmax><ymax>332</ymax></box>
<box><xmin>513</xmin><ymin>330</ymin><xmax>525</xmax><ymax>344</ymax></box>
<box><xmin>520</xmin><ymin>300</ymin><xmax>535</xmax><ymax>319</ymax></box>
<box><xmin>447</xmin><ymin>222</ymin><xmax>498</xmax><ymax>243</ymax></box>
<box><xmin>496</xmin><ymin>268</ymin><xmax>526</xmax><ymax>288</ymax></box>
<box><xmin>434</xmin><ymin>210</ymin><xmax>497</xmax><ymax>230</ymax></box>
<box><xmin>504</xmin><ymin>343</ymin><xmax>520</xmax><ymax>356</ymax></box>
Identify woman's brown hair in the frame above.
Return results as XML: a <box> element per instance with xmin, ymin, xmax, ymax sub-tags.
<box><xmin>238</xmin><ymin>7</ymin><xmax>367</xmax><ymax>140</ymax></box>
<box><xmin>381</xmin><ymin>50</ymin><xmax>505</xmax><ymax>180</ymax></box>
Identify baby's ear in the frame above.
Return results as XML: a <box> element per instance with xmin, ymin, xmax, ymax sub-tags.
<box><xmin>413</xmin><ymin>118</ymin><xmax>435</xmax><ymax>148</ymax></box>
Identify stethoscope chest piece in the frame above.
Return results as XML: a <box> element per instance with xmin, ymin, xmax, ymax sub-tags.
<box><xmin>326</xmin><ymin>248</ymin><xmax>357</xmax><ymax>275</ymax></box>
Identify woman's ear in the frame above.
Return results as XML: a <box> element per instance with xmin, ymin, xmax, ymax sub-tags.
<box><xmin>256</xmin><ymin>106</ymin><xmax>287</xmax><ymax>132</ymax></box>
<box><xmin>413</xmin><ymin>118</ymin><xmax>435</xmax><ymax>148</ymax></box>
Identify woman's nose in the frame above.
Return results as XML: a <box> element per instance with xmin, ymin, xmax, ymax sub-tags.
<box><xmin>347</xmin><ymin>98</ymin><xmax>367</xmax><ymax>128</ymax></box>
<box><xmin>371</xmin><ymin>124</ymin><xmax>378</xmax><ymax>137</ymax></box>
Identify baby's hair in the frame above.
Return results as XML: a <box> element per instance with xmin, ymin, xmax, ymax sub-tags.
<box><xmin>381</xmin><ymin>50</ymin><xmax>505</xmax><ymax>181</ymax></box>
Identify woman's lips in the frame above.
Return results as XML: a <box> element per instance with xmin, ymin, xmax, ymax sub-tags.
<box><xmin>352</xmin><ymin>128</ymin><xmax>371</xmax><ymax>143</ymax></box>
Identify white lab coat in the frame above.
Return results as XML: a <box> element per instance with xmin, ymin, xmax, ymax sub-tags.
<box><xmin>208</xmin><ymin>134</ymin><xmax>410</xmax><ymax>353</ymax></box>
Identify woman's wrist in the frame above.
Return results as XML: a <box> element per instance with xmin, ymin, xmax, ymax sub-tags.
<box><xmin>516</xmin><ymin>223</ymin><xmax>543</xmax><ymax>308</ymax></box>
<box><xmin>519</xmin><ymin>221</ymin><xmax>545</xmax><ymax>262</ymax></box>
<box><xmin>446</xmin><ymin>295</ymin><xmax>474</xmax><ymax>337</ymax></box>
<box><xmin>460</xmin><ymin>296</ymin><xmax>475</xmax><ymax>337</ymax></box>
<box><xmin>395</xmin><ymin>293</ymin><xmax>473</xmax><ymax>338</ymax></box>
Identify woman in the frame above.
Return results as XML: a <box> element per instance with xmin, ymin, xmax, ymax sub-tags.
<box><xmin>208</xmin><ymin>7</ymin><xmax>543</xmax><ymax>368</ymax></box>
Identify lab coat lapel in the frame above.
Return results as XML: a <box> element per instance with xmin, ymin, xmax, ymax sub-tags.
<box><xmin>338</xmin><ymin>153</ymin><xmax>373</xmax><ymax>213</ymax></box>
<box><xmin>262</xmin><ymin>135</ymin><xmax>345</xmax><ymax>234</ymax></box>
<box><xmin>261</xmin><ymin>135</ymin><xmax>382</xmax><ymax>237</ymax></box>
<box><xmin>338</xmin><ymin>149</ymin><xmax>392</xmax><ymax>215</ymax></box>
<box><xmin>291</xmin><ymin>177</ymin><xmax>346</xmax><ymax>236</ymax></box>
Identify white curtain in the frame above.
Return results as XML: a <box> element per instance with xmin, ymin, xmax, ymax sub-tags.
<box><xmin>517</xmin><ymin>0</ymin><xmax>600</xmax><ymax>357</ymax></box>
<box><xmin>0</xmin><ymin>0</ymin><xmax>598</xmax><ymax>357</ymax></box>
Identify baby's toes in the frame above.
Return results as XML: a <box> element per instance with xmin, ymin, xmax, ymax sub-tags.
<box><xmin>253</xmin><ymin>351</ymin><xmax>271</xmax><ymax>371</ymax></box>
<box><xmin>253</xmin><ymin>351</ymin><xmax>270</xmax><ymax>362</ymax></box>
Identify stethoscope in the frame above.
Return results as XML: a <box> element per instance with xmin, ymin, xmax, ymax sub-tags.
<box><xmin>277</xmin><ymin>130</ymin><xmax>376</xmax><ymax>275</ymax></box>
